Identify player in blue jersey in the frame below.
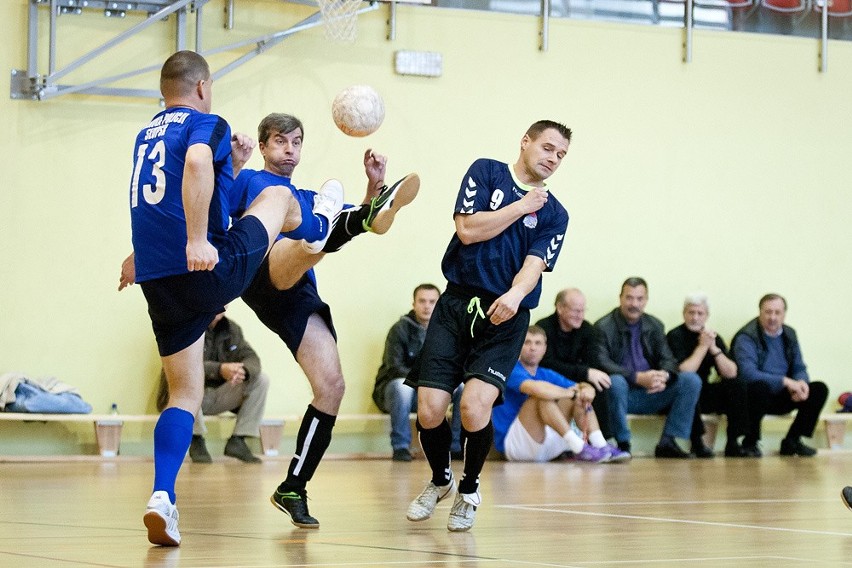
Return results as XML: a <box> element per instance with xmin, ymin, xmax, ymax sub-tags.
<box><xmin>405</xmin><ymin>120</ymin><xmax>572</xmax><ymax>532</ymax></box>
<box><xmin>231</xmin><ymin>113</ymin><xmax>420</xmax><ymax>529</ymax></box>
<box><xmin>492</xmin><ymin>326</ymin><xmax>630</xmax><ymax>463</ymax></box>
<box><xmin>124</xmin><ymin>51</ymin><xmax>321</xmax><ymax>547</ymax></box>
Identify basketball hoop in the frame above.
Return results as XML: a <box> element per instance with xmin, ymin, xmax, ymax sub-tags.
<box><xmin>317</xmin><ymin>0</ymin><xmax>362</xmax><ymax>42</ymax></box>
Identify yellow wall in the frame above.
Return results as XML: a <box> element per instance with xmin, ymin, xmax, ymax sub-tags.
<box><xmin>2</xmin><ymin>1</ymin><xmax>851</xmax><ymax>423</ymax></box>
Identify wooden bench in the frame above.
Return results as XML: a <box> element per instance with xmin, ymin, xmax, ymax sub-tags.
<box><xmin>3</xmin><ymin>410</ymin><xmax>849</xmax><ymax>457</ymax></box>
<box><xmin>684</xmin><ymin>412</ymin><xmax>852</xmax><ymax>450</ymax></box>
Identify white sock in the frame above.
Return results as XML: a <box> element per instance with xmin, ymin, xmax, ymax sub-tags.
<box><xmin>588</xmin><ymin>430</ymin><xmax>607</xmax><ymax>449</ymax></box>
<box><xmin>563</xmin><ymin>430</ymin><xmax>585</xmax><ymax>453</ymax></box>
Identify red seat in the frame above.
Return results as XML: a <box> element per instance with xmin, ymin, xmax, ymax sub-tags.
<box><xmin>763</xmin><ymin>0</ymin><xmax>808</xmax><ymax>11</ymax></box>
<box><xmin>814</xmin><ymin>0</ymin><xmax>852</xmax><ymax>15</ymax></box>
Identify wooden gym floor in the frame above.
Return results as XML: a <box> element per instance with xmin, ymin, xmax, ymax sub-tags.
<box><xmin>2</xmin><ymin>453</ymin><xmax>852</xmax><ymax>567</ymax></box>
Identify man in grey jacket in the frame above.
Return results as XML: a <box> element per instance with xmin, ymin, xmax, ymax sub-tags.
<box><xmin>372</xmin><ymin>284</ymin><xmax>462</xmax><ymax>461</ymax></box>
<box><xmin>594</xmin><ymin>277</ymin><xmax>702</xmax><ymax>458</ymax></box>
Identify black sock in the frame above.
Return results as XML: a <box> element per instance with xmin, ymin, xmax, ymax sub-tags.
<box><xmin>322</xmin><ymin>206</ymin><xmax>369</xmax><ymax>253</ymax></box>
<box><xmin>279</xmin><ymin>405</ymin><xmax>336</xmax><ymax>492</ymax></box>
<box><xmin>458</xmin><ymin>421</ymin><xmax>493</xmax><ymax>495</ymax></box>
<box><xmin>417</xmin><ymin>418</ymin><xmax>452</xmax><ymax>486</ymax></box>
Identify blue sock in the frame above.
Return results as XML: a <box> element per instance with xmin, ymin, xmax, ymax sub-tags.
<box><xmin>281</xmin><ymin>194</ymin><xmax>327</xmax><ymax>242</ymax></box>
<box><xmin>152</xmin><ymin>407</ymin><xmax>194</xmax><ymax>504</ymax></box>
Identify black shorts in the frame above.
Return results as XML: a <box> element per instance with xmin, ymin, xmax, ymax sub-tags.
<box><xmin>241</xmin><ymin>259</ymin><xmax>336</xmax><ymax>356</ymax></box>
<box><xmin>405</xmin><ymin>285</ymin><xmax>529</xmax><ymax>405</ymax></box>
<box><xmin>140</xmin><ymin>215</ymin><xmax>269</xmax><ymax>357</ymax></box>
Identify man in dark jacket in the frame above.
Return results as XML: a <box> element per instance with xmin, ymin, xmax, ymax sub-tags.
<box><xmin>536</xmin><ymin>287</ymin><xmax>615</xmax><ymax>440</ymax></box>
<box><xmin>373</xmin><ymin>284</ymin><xmax>462</xmax><ymax>461</ymax></box>
<box><xmin>731</xmin><ymin>293</ymin><xmax>828</xmax><ymax>457</ymax></box>
<box><xmin>594</xmin><ymin>277</ymin><xmax>702</xmax><ymax>458</ymax></box>
<box><xmin>158</xmin><ymin>310</ymin><xmax>269</xmax><ymax>463</ymax></box>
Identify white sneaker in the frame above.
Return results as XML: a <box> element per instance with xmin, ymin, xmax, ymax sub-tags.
<box><xmin>144</xmin><ymin>491</ymin><xmax>181</xmax><ymax>546</ymax></box>
<box><xmin>302</xmin><ymin>179</ymin><xmax>345</xmax><ymax>254</ymax></box>
<box><xmin>447</xmin><ymin>490</ymin><xmax>480</xmax><ymax>532</ymax></box>
<box><xmin>406</xmin><ymin>474</ymin><xmax>456</xmax><ymax>522</ymax></box>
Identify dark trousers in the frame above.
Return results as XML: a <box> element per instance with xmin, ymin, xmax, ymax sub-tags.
<box><xmin>744</xmin><ymin>380</ymin><xmax>829</xmax><ymax>444</ymax></box>
<box><xmin>690</xmin><ymin>377</ymin><xmax>749</xmax><ymax>447</ymax></box>
<box><xmin>591</xmin><ymin>386</ymin><xmax>614</xmax><ymax>440</ymax></box>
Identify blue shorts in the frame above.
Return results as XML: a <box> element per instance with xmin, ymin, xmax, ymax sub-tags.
<box><xmin>405</xmin><ymin>284</ymin><xmax>530</xmax><ymax>406</ymax></box>
<box><xmin>241</xmin><ymin>258</ymin><xmax>336</xmax><ymax>355</ymax></box>
<box><xmin>140</xmin><ymin>215</ymin><xmax>269</xmax><ymax>357</ymax></box>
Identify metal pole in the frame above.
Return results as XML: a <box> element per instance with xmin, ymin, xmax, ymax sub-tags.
<box><xmin>49</xmin><ymin>0</ymin><xmax>58</xmax><ymax>75</ymax></box>
<box><xmin>196</xmin><ymin>2</ymin><xmax>203</xmax><ymax>53</ymax></box>
<box><xmin>819</xmin><ymin>0</ymin><xmax>828</xmax><ymax>72</ymax></box>
<box><xmin>684</xmin><ymin>0</ymin><xmax>693</xmax><ymax>63</ymax></box>
<box><xmin>540</xmin><ymin>0</ymin><xmax>550</xmax><ymax>52</ymax></box>
<box><xmin>388</xmin><ymin>1</ymin><xmax>397</xmax><ymax>41</ymax></box>
<box><xmin>225</xmin><ymin>0</ymin><xmax>234</xmax><ymax>30</ymax></box>
<box><xmin>27</xmin><ymin>0</ymin><xmax>38</xmax><ymax>78</ymax></box>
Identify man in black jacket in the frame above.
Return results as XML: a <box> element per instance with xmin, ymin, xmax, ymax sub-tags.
<box><xmin>594</xmin><ymin>277</ymin><xmax>702</xmax><ymax>458</ymax></box>
<box><xmin>373</xmin><ymin>284</ymin><xmax>462</xmax><ymax>461</ymax></box>
<box><xmin>535</xmin><ymin>288</ymin><xmax>614</xmax><ymax>440</ymax></box>
<box><xmin>158</xmin><ymin>309</ymin><xmax>269</xmax><ymax>463</ymax></box>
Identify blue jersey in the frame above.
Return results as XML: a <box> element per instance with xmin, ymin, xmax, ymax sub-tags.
<box><xmin>130</xmin><ymin>107</ymin><xmax>234</xmax><ymax>282</ymax></box>
<box><xmin>491</xmin><ymin>361</ymin><xmax>576</xmax><ymax>453</ymax></box>
<box><xmin>230</xmin><ymin>168</ymin><xmax>320</xmax><ymax>285</ymax></box>
<box><xmin>441</xmin><ymin>158</ymin><xmax>569</xmax><ymax>310</ymax></box>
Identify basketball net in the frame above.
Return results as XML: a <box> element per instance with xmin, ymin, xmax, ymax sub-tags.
<box><xmin>317</xmin><ymin>0</ymin><xmax>362</xmax><ymax>42</ymax></box>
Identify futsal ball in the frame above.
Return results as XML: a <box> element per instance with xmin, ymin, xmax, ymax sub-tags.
<box><xmin>331</xmin><ymin>85</ymin><xmax>385</xmax><ymax>137</ymax></box>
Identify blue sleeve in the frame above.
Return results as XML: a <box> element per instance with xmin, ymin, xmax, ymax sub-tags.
<box><xmin>528</xmin><ymin>202</ymin><xmax>568</xmax><ymax>271</ymax></box>
<box><xmin>733</xmin><ymin>335</ymin><xmax>785</xmax><ymax>392</ymax></box>
<box><xmin>454</xmin><ymin>159</ymin><xmax>497</xmax><ymax>215</ymax></box>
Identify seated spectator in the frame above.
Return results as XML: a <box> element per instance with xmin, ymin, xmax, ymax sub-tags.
<box><xmin>731</xmin><ymin>293</ymin><xmax>828</xmax><ymax>457</ymax></box>
<box><xmin>372</xmin><ymin>284</ymin><xmax>462</xmax><ymax>462</ymax></box>
<box><xmin>594</xmin><ymin>277</ymin><xmax>702</xmax><ymax>459</ymax></box>
<box><xmin>536</xmin><ymin>288</ymin><xmax>615</xmax><ymax>441</ymax></box>
<box><xmin>492</xmin><ymin>326</ymin><xmax>630</xmax><ymax>463</ymax></box>
<box><xmin>157</xmin><ymin>310</ymin><xmax>269</xmax><ymax>463</ymax></box>
<box><xmin>667</xmin><ymin>293</ymin><xmax>752</xmax><ymax>458</ymax></box>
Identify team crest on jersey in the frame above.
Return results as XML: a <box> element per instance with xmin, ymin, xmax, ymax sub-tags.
<box><xmin>523</xmin><ymin>212</ymin><xmax>538</xmax><ymax>229</ymax></box>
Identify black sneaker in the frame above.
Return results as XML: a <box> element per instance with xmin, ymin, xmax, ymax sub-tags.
<box><xmin>270</xmin><ymin>488</ymin><xmax>319</xmax><ymax>528</ymax></box>
<box><xmin>189</xmin><ymin>435</ymin><xmax>212</xmax><ymax>463</ymax></box>
<box><xmin>780</xmin><ymin>438</ymin><xmax>817</xmax><ymax>457</ymax></box>
<box><xmin>224</xmin><ymin>436</ymin><xmax>262</xmax><ymax>463</ymax></box>
<box><xmin>691</xmin><ymin>442</ymin><xmax>715</xmax><ymax>459</ymax></box>
<box><xmin>392</xmin><ymin>448</ymin><xmax>413</xmax><ymax>462</ymax></box>
<box><xmin>362</xmin><ymin>173</ymin><xmax>419</xmax><ymax>234</ymax></box>
<box><xmin>654</xmin><ymin>440</ymin><xmax>692</xmax><ymax>459</ymax></box>
<box><xmin>841</xmin><ymin>487</ymin><xmax>852</xmax><ymax>511</ymax></box>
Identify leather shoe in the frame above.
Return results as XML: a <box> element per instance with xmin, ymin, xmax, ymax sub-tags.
<box><xmin>189</xmin><ymin>435</ymin><xmax>212</xmax><ymax>463</ymax></box>
<box><xmin>780</xmin><ymin>438</ymin><xmax>817</xmax><ymax>457</ymax></box>
<box><xmin>392</xmin><ymin>448</ymin><xmax>413</xmax><ymax>462</ymax></box>
<box><xmin>224</xmin><ymin>436</ymin><xmax>262</xmax><ymax>463</ymax></box>
<box><xmin>691</xmin><ymin>442</ymin><xmax>715</xmax><ymax>458</ymax></box>
<box><xmin>654</xmin><ymin>440</ymin><xmax>692</xmax><ymax>459</ymax></box>
<box><xmin>741</xmin><ymin>443</ymin><xmax>762</xmax><ymax>458</ymax></box>
<box><xmin>724</xmin><ymin>443</ymin><xmax>750</xmax><ymax>458</ymax></box>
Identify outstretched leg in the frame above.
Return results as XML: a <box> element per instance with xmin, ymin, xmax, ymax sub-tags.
<box><xmin>323</xmin><ymin>173</ymin><xmax>419</xmax><ymax>252</ymax></box>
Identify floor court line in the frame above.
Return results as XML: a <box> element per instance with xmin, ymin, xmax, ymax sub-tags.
<box><xmin>501</xmin><ymin>505</ymin><xmax>852</xmax><ymax>537</ymax></box>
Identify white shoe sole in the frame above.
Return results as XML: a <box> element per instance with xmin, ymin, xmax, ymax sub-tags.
<box><xmin>144</xmin><ymin>510</ymin><xmax>180</xmax><ymax>546</ymax></box>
